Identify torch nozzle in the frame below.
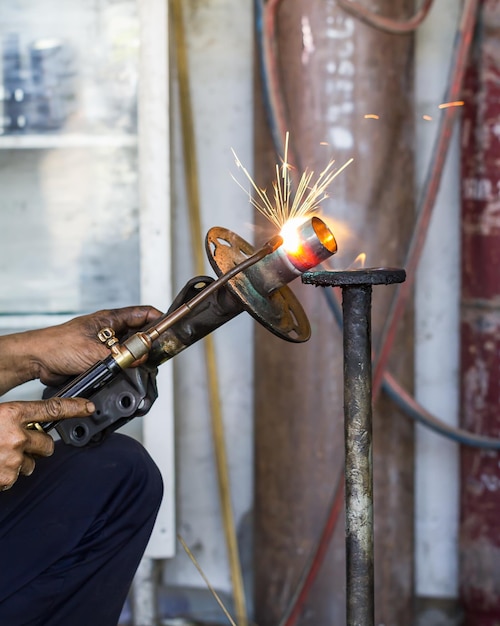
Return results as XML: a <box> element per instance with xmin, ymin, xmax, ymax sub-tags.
<box><xmin>265</xmin><ymin>234</ymin><xmax>284</xmax><ymax>253</ymax></box>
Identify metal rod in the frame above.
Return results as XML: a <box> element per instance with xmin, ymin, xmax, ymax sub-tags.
<box><xmin>342</xmin><ymin>283</ymin><xmax>374</xmax><ymax>626</ymax></box>
<box><xmin>302</xmin><ymin>268</ymin><xmax>405</xmax><ymax>626</ymax></box>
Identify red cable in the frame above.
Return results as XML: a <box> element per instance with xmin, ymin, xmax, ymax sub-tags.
<box><xmin>279</xmin><ymin>475</ymin><xmax>345</xmax><ymax>626</ymax></box>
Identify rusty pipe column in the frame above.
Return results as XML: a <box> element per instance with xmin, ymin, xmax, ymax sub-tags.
<box><xmin>460</xmin><ymin>1</ymin><xmax>500</xmax><ymax>622</ymax></box>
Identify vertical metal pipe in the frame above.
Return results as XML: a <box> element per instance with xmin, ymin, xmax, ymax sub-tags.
<box><xmin>301</xmin><ymin>267</ymin><xmax>405</xmax><ymax>625</ymax></box>
<box><xmin>342</xmin><ymin>285</ymin><xmax>374</xmax><ymax>626</ymax></box>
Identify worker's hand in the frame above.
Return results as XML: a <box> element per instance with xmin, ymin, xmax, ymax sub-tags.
<box><xmin>0</xmin><ymin>306</ymin><xmax>162</xmax><ymax>394</ymax></box>
<box><xmin>0</xmin><ymin>397</ymin><xmax>95</xmax><ymax>491</ymax></box>
<box><xmin>32</xmin><ymin>306</ymin><xmax>161</xmax><ymax>385</ymax></box>
<box><xmin>33</xmin><ymin>306</ymin><xmax>163</xmax><ymax>387</ymax></box>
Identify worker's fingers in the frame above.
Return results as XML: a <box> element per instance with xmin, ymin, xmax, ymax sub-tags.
<box><xmin>23</xmin><ymin>429</ymin><xmax>55</xmax><ymax>458</ymax></box>
<box><xmin>102</xmin><ymin>305</ymin><xmax>163</xmax><ymax>334</ymax></box>
<box><xmin>1</xmin><ymin>452</ymin><xmax>36</xmax><ymax>490</ymax></box>
<box><xmin>0</xmin><ymin>436</ymin><xmax>40</xmax><ymax>491</ymax></box>
<box><xmin>6</xmin><ymin>397</ymin><xmax>96</xmax><ymax>425</ymax></box>
<box><xmin>19</xmin><ymin>453</ymin><xmax>36</xmax><ymax>477</ymax></box>
<box><xmin>34</xmin><ymin>306</ymin><xmax>163</xmax><ymax>385</ymax></box>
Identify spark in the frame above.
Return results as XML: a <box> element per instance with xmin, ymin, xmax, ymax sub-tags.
<box><xmin>364</xmin><ymin>114</ymin><xmax>379</xmax><ymax>119</ymax></box>
<box><xmin>232</xmin><ymin>132</ymin><xmax>353</xmax><ymax>230</ymax></box>
<box><xmin>423</xmin><ymin>114</ymin><xmax>433</xmax><ymax>121</ymax></box>
<box><xmin>438</xmin><ymin>100</ymin><xmax>464</xmax><ymax>109</ymax></box>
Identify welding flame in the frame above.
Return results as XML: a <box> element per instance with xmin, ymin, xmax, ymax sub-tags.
<box><xmin>280</xmin><ymin>216</ymin><xmax>309</xmax><ymax>255</ymax></box>
<box><xmin>351</xmin><ymin>252</ymin><xmax>367</xmax><ymax>269</ymax></box>
<box><xmin>232</xmin><ymin>132</ymin><xmax>353</xmax><ymax>231</ymax></box>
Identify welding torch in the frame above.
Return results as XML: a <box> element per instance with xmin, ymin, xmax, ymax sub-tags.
<box><xmin>26</xmin><ymin>216</ymin><xmax>336</xmax><ymax>446</ymax></box>
<box><xmin>28</xmin><ymin>234</ymin><xmax>283</xmax><ymax>435</ymax></box>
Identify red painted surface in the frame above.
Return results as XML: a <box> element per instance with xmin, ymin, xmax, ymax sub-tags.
<box><xmin>460</xmin><ymin>1</ymin><xmax>500</xmax><ymax>623</ymax></box>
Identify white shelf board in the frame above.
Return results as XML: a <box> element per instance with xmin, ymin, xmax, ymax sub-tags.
<box><xmin>0</xmin><ymin>133</ymin><xmax>137</xmax><ymax>149</ymax></box>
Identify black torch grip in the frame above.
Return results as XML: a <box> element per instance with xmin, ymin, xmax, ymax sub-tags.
<box><xmin>40</xmin><ymin>354</ymin><xmax>122</xmax><ymax>433</ymax></box>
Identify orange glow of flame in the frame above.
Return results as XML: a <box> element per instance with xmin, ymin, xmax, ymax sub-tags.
<box><xmin>364</xmin><ymin>114</ymin><xmax>380</xmax><ymax>120</ymax></box>
<box><xmin>351</xmin><ymin>252</ymin><xmax>367</xmax><ymax>269</ymax></box>
<box><xmin>438</xmin><ymin>100</ymin><xmax>464</xmax><ymax>109</ymax></box>
<box><xmin>320</xmin><ymin>215</ymin><xmax>354</xmax><ymax>246</ymax></box>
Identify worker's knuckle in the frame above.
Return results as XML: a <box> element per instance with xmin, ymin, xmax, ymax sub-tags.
<box><xmin>0</xmin><ymin>447</ymin><xmax>23</xmax><ymax>472</ymax></box>
<box><xmin>5</xmin><ymin>429</ymin><xmax>28</xmax><ymax>450</ymax></box>
<box><xmin>44</xmin><ymin>397</ymin><xmax>65</xmax><ymax>419</ymax></box>
<box><xmin>0</xmin><ymin>477</ymin><xmax>15</xmax><ymax>491</ymax></box>
<box><xmin>1</xmin><ymin>401</ymin><xmax>22</xmax><ymax>421</ymax></box>
<box><xmin>0</xmin><ymin>462</ymin><xmax>21</xmax><ymax>490</ymax></box>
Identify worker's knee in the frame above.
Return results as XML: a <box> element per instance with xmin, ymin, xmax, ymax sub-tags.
<box><xmin>79</xmin><ymin>433</ymin><xmax>164</xmax><ymax>517</ymax></box>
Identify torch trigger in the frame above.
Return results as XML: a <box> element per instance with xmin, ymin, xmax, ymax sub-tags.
<box><xmin>167</xmin><ymin>276</ymin><xmax>215</xmax><ymax>314</ymax></box>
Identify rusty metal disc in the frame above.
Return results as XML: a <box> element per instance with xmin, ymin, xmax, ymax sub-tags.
<box><xmin>205</xmin><ymin>226</ymin><xmax>311</xmax><ymax>342</ymax></box>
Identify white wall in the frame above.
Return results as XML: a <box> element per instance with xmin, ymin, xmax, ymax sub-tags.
<box><xmin>415</xmin><ymin>0</ymin><xmax>462</xmax><ymax>600</ymax></box>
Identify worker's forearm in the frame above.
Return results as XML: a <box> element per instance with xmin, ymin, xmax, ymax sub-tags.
<box><xmin>0</xmin><ymin>330</ymin><xmax>41</xmax><ymax>395</ymax></box>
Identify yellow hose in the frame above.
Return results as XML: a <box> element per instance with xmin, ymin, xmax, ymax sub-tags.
<box><xmin>170</xmin><ymin>2</ymin><xmax>248</xmax><ymax>624</ymax></box>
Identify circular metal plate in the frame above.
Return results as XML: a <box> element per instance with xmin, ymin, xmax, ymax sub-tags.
<box><xmin>302</xmin><ymin>268</ymin><xmax>406</xmax><ymax>287</ymax></box>
<box><xmin>206</xmin><ymin>227</ymin><xmax>311</xmax><ymax>342</ymax></box>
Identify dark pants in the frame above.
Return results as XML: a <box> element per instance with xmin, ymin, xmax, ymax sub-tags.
<box><xmin>0</xmin><ymin>433</ymin><xmax>163</xmax><ymax>626</ymax></box>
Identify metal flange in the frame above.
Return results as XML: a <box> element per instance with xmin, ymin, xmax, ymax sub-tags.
<box><xmin>302</xmin><ymin>268</ymin><xmax>406</xmax><ymax>288</ymax></box>
<box><xmin>206</xmin><ymin>226</ymin><xmax>311</xmax><ymax>342</ymax></box>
